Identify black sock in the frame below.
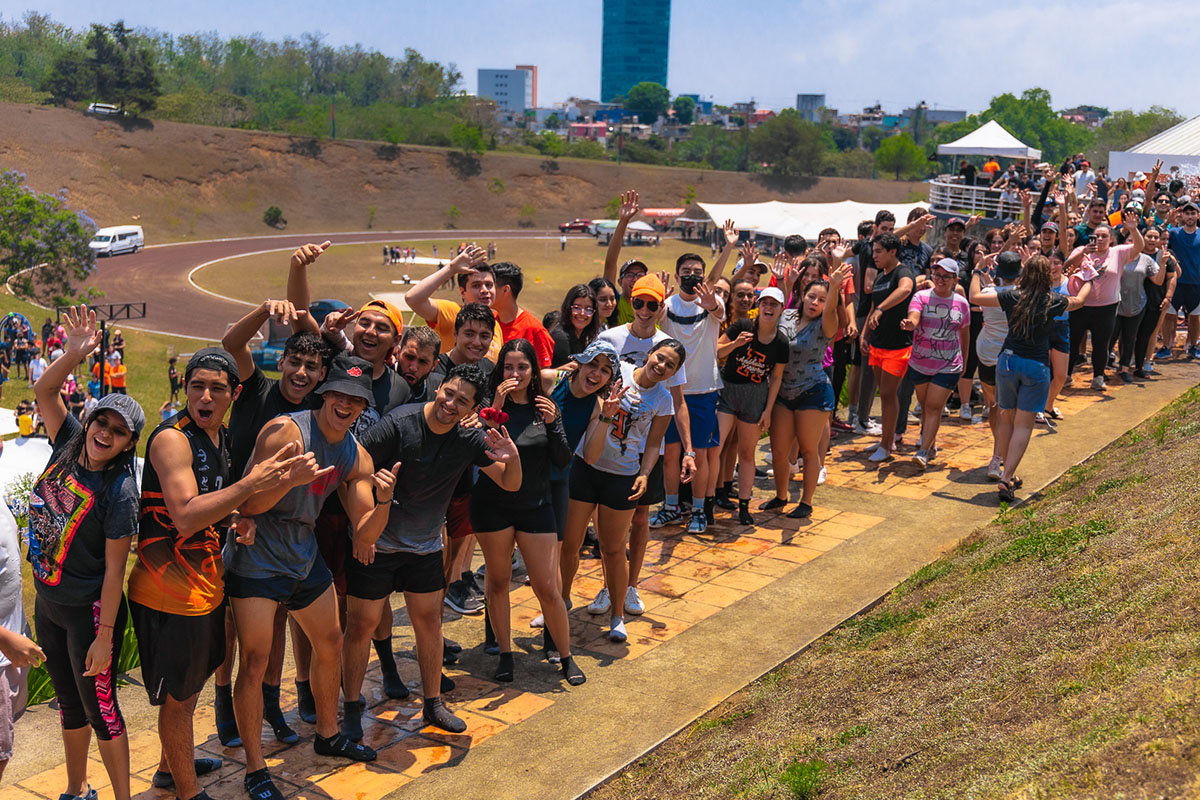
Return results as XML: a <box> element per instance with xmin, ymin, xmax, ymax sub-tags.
<box><xmin>494</xmin><ymin>652</ymin><xmax>514</xmax><ymax>682</ymax></box>
<box><xmin>215</xmin><ymin>682</ymin><xmax>232</xmax><ymax>706</ymax></box>
<box><xmin>723</xmin><ymin>480</ymin><xmax>734</xmax><ymax>494</ymax></box>
<box><xmin>715</xmin><ymin>485</ymin><xmax>728</xmax><ymax>501</ymax></box>
<box><xmin>441</xmin><ymin>673</ymin><xmax>456</xmax><ymax>693</ymax></box>
<box><xmin>341</xmin><ymin>699</ymin><xmax>364</xmax><ymax>741</ymax></box>
<box><xmin>261</xmin><ymin>682</ymin><xmax>283</xmax><ymax>715</ymax></box>
<box><xmin>372</xmin><ymin>637</ymin><xmax>398</xmax><ymax>676</ymax></box>
<box><xmin>423</xmin><ymin>697</ymin><xmax>467</xmax><ymax>733</ymax></box>
<box><xmin>704</xmin><ymin>496</ymin><xmax>716</xmax><ymax>523</ymax></box>
<box><xmin>561</xmin><ymin>656</ymin><xmax>586</xmax><ymax>686</ymax></box>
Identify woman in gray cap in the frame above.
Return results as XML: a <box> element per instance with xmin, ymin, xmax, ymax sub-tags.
<box><xmin>29</xmin><ymin>305</ymin><xmax>147</xmax><ymax>800</ymax></box>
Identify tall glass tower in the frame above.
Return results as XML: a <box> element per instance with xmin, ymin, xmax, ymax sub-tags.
<box><xmin>601</xmin><ymin>0</ymin><xmax>670</xmax><ymax>103</ymax></box>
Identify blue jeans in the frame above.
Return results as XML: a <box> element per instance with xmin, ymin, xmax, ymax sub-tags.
<box><xmin>996</xmin><ymin>351</ymin><xmax>1051</xmax><ymax>413</ymax></box>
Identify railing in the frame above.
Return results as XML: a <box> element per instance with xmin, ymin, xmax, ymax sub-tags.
<box><xmin>928</xmin><ymin>177</ymin><xmax>1023</xmax><ymax>220</ymax></box>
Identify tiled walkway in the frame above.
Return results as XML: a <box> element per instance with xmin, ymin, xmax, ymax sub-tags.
<box><xmin>2</xmin><ymin>367</ymin><xmax>1187</xmax><ymax>800</ymax></box>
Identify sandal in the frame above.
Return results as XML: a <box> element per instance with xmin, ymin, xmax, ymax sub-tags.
<box><xmin>997</xmin><ymin>480</ymin><xmax>1016</xmax><ymax>503</ymax></box>
<box><xmin>1011</xmin><ymin>476</ymin><xmax>1023</xmax><ymax>489</ymax></box>
<box><xmin>1048</xmin><ymin>407</ymin><xmax>1064</xmax><ymax>420</ymax></box>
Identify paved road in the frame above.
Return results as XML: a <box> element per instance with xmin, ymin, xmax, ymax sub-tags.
<box><xmin>84</xmin><ymin>229</ymin><xmax>584</xmax><ymax>340</ymax></box>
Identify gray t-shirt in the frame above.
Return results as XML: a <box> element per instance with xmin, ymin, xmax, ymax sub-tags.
<box><xmin>225</xmin><ymin>411</ymin><xmax>360</xmax><ymax>580</ymax></box>
<box><xmin>1117</xmin><ymin>253</ymin><xmax>1160</xmax><ymax>318</ymax></box>
<box><xmin>0</xmin><ymin>504</ymin><xmax>25</xmax><ymax>669</ymax></box>
<box><xmin>359</xmin><ymin>404</ymin><xmax>493</xmax><ymax>555</ymax></box>
<box><xmin>778</xmin><ymin>310</ymin><xmax>832</xmax><ymax>398</ymax></box>
<box><xmin>975</xmin><ymin>288</ymin><xmax>1010</xmax><ymax>368</ymax></box>
<box><xmin>584</xmin><ymin>361</ymin><xmax>675</xmax><ymax>476</ymax></box>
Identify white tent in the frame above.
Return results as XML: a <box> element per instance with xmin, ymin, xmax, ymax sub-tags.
<box><xmin>1108</xmin><ymin>115</ymin><xmax>1200</xmax><ymax>181</ymax></box>
<box><xmin>695</xmin><ymin>199</ymin><xmax>927</xmax><ymax>241</ymax></box>
<box><xmin>936</xmin><ymin>120</ymin><xmax>1041</xmax><ymax>159</ymax></box>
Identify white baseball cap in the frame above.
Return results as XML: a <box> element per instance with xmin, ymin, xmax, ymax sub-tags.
<box><xmin>758</xmin><ymin>287</ymin><xmax>785</xmax><ymax>305</ymax></box>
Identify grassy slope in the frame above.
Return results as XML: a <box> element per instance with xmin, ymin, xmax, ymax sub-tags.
<box><xmin>0</xmin><ymin>102</ymin><xmax>926</xmax><ymax>243</ymax></box>
<box><xmin>591</xmin><ymin>386</ymin><xmax>1200</xmax><ymax>800</ymax></box>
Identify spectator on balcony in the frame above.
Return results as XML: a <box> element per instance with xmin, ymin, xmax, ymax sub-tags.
<box><xmin>958</xmin><ymin>160</ymin><xmax>977</xmax><ymax>186</ymax></box>
<box><xmin>981</xmin><ymin>156</ymin><xmax>1001</xmax><ymax>182</ymax></box>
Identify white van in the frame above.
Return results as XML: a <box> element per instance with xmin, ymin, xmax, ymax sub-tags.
<box><xmin>89</xmin><ymin>226</ymin><xmax>144</xmax><ymax>256</ymax></box>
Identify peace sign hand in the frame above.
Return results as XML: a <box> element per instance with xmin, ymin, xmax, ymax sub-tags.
<box><xmin>600</xmin><ymin>380</ymin><xmax>627</xmax><ymax>418</ymax></box>
<box><xmin>323</xmin><ymin>307</ymin><xmax>360</xmax><ymax>335</ymax></box>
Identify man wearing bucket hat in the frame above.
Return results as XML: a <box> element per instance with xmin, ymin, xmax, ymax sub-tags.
<box><xmin>226</xmin><ymin>354</ymin><xmax>399</xmax><ymax>800</ymax></box>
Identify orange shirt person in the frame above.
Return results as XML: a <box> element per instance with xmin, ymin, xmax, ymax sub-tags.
<box><xmin>111</xmin><ymin>359</ymin><xmax>128</xmax><ymax>393</ymax></box>
<box><xmin>91</xmin><ymin>359</ymin><xmax>113</xmax><ymax>389</ymax></box>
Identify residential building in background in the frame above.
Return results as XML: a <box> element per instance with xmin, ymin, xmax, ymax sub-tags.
<box><xmin>601</xmin><ymin>0</ymin><xmax>671</xmax><ymax>102</ymax></box>
<box><xmin>478</xmin><ymin>67</ymin><xmax>534</xmax><ymax>113</ymax></box>
<box><xmin>796</xmin><ymin>93</ymin><xmax>826</xmax><ymax>122</ymax></box>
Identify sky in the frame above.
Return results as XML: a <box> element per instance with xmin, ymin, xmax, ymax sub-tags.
<box><xmin>10</xmin><ymin>0</ymin><xmax>1200</xmax><ymax>118</ymax></box>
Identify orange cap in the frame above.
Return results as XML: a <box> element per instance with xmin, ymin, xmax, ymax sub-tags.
<box><xmin>359</xmin><ymin>300</ymin><xmax>404</xmax><ymax>336</ymax></box>
<box><xmin>631</xmin><ymin>275</ymin><xmax>666</xmax><ymax>303</ymax></box>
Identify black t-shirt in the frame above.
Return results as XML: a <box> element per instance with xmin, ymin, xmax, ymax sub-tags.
<box><xmin>959</xmin><ymin>164</ymin><xmax>977</xmax><ymax>185</ymax></box>
<box><xmin>996</xmin><ymin>287</ymin><xmax>1070</xmax><ymax>366</ymax></box>
<box><xmin>228</xmin><ymin>366</ymin><xmax>319</xmax><ymax>478</ymax></box>
<box><xmin>854</xmin><ymin>241</ymin><xmax>877</xmax><ymax>316</ymax></box>
<box><xmin>720</xmin><ymin>318</ymin><xmax>790</xmax><ymax>385</ymax></box>
<box><xmin>550</xmin><ymin>326</ymin><xmax>590</xmax><ymax>368</ymax></box>
<box><xmin>429</xmin><ymin>353</ymin><xmax>495</xmax><ymax>390</ymax></box>
<box><xmin>472</xmin><ymin>399</ymin><xmax>570</xmax><ymax>510</ymax></box>
<box><xmin>868</xmin><ymin>265</ymin><xmax>916</xmax><ymax>350</ymax></box>
<box><xmin>28</xmin><ymin>414</ymin><xmax>139</xmax><ymax>606</ymax></box>
<box><xmin>898</xmin><ymin>239</ymin><xmax>932</xmax><ymax>275</ymax></box>
<box><xmin>359</xmin><ymin>404</ymin><xmax>492</xmax><ymax>554</ymax></box>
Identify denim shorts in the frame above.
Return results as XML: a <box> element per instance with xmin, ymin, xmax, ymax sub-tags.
<box><xmin>905</xmin><ymin>366</ymin><xmax>961</xmax><ymax>390</ymax></box>
<box><xmin>996</xmin><ymin>350</ymin><xmax>1051</xmax><ymax>413</ymax></box>
<box><xmin>777</xmin><ymin>380</ymin><xmax>836</xmax><ymax>412</ymax></box>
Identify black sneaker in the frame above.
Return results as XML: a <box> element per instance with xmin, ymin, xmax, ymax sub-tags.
<box><xmin>244</xmin><ymin>769</ymin><xmax>284</xmax><ymax>800</ymax></box>
<box><xmin>461</xmin><ymin>571</ymin><xmax>486</xmax><ymax>611</ymax></box>
<box><xmin>151</xmin><ymin>758</ymin><xmax>222</xmax><ymax>789</ymax></box>
<box><xmin>314</xmin><ymin>732</ymin><xmax>377</xmax><ymax>762</ymax></box>
<box><xmin>443</xmin><ymin>580</ymin><xmax>480</xmax><ymax>615</ymax></box>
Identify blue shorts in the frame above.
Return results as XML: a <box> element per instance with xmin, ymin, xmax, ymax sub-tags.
<box><xmin>777</xmin><ymin>380</ymin><xmax>836</xmax><ymax>412</ymax></box>
<box><xmin>1170</xmin><ymin>283</ymin><xmax>1200</xmax><ymax>316</ymax></box>
<box><xmin>996</xmin><ymin>351</ymin><xmax>1051</xmax><ymax>413</ymax></box>
<box><xmin>665</xmin><ymin>391</ymin><xmax>721</xmax><ymax>449</ymax></box>
<box><xmin>905</xmin><ymin>366</ymin><xmax>960</xmax><ymax>390</ymax></box>
<box><xmin>224</xmin><ymin>554</ymin><xmax>333</xmax><ymax>611</ymax></box>
<box><xmin>1049</xmin><ymin>319</ymin><xmax>1070</xmax><ymax>353</ymax></box>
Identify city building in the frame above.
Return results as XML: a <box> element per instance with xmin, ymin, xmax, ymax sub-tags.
<box><xmin>796</xmin><ymin>93</ymin><xmax>826</xmax><ymax>123</ymax></box>
<box><xmin>515</xmin><ymin>65</ymin><xmax>538</xmax><ymax>108</ymax></box>
<box><xmin>601</xmin><ymin>0</ymin><xmax>671</xmax><ymax>103</ymax></box>
<box><xmin>677</xmin><ymin>94</ymin><xmax>715</xmax><ymax>120</ymax></box>
<box><xmin>478</xmin><ymin>67</ymin><xmax>534</xmax><ymax>113</ymax></box>
<box><xmin>902</xmin><ymin>103</ymin><xmax>967</xmax><ymax>125</ymax></box>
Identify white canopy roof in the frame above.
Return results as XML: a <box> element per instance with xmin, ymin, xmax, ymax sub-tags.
<box><xmin>936</xmin><ymin>120</ymin><xmax>1041</xmax><ymax>159</ymax></box>
<box><xmin>1127</xmin><ymin>115</ymin><xmax>1200</xmax><ymax>154</ymax></box>
<box><xmin>696</xmin><ymin>199</ymin><xmax>926</xmax><ymax>240</ymax></box>
<box><xmin>1108</xmin><ymin>115</ymin><xmax>1200</xmax><ymax>181</ymax></box>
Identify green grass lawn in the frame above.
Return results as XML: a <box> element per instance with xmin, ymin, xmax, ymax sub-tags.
<box><xmin>192</xmin><ymin>237</ymin><xmax>711</xmax><ymax>321</ymax></box>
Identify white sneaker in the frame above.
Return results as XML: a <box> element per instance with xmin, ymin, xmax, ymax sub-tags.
<box><xmin>530</xmin><ymin>614</ymin><xmax>545</xmax><ymax>628</ymax></box>
<box><xmin>587</xmin><ymin>587</ymin><xmax>611</xmax><ymax>615</ymax></box>
<box><xmin>867</xmin><ymin>446</ymin><xmax>892</xmax><ymax>463</ymax></box>
<box><xmin>853</xmin><ymin>419</ymin><xmax>883</xmax><ymax>436</ymax></box>
<box><xmin>959</xmin><ymin>404</ymin><xmax>973</xmax><ymax>420</ymax></box>
<box><xmin>912</xmin><ymin>449</ymin><xmax>928</xmax><ymax>469</ymax></box>
<box><xmin>1091</xmin><ymin>376</ymin><xmax>1106</xmax><ymax>391</ymax></box>
<box><xmin>609</xmin><ymin>617</ymin><xmax>627</xmax><ymax>643</ymax></box>
<box><xmin>817</xmin><ymin>466</ymin><xmax>827</xmax><ymax>485</ymax></box>
<box><xmin>624</xmin><ymin>586</ymin><xmax>645</xmax><ymax>616</ymax></box>
<box><xmin>986</xmin><ymin>456</ymin><xmax>1003</xmax><ymax>481</ymax></box>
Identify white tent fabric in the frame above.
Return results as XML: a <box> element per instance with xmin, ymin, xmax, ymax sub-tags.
<box><xmin>695</xmin><ymin>200</ymin><xmax>927</xmax><ymax>240</ymax></box>
<box><xmin>594</xmin><ymin>220</ymin><xmax>655</xmax><ymax>232</ymax></box>
<box><xmin>936</xmin><ymin>120</ymin><xmax>1041</xmax><ymax>159</ymax></box>
<box><xmin>1108</xmin><ymin>115</ymin><xmax>1200</xmax><ymax>180</ymax></box>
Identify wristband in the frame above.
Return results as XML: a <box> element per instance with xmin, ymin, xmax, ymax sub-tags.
<box><xmin>684</xmin><ymin>450</ymin><xmax>697</xmax><ymax>458</ymax></box>
<box><xmin>599</xmin><ymin>415</ymin><xmax>614</xmax><ymax>423</ymax></box>
<box><xmin>373</xmin><ymin>487</ymin><xmax>391</xmax><ymax>506</ymax></box>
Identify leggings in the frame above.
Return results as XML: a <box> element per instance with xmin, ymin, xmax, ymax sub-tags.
<box><xmin>34</xmin><ymin>593</ymin><xmax>127</xmax><ymax>740</ymax></box>
<box><xmin>1134</xmin><ymin>303</ymin><xmax>1161</xmax><ymax>371</ymax></box>
<box><xmin>961</xmin><ymin>310</ymin><xmax>983</xmax><ymax>380</ymax></box>
<box><xmin>1068</xmin><ymin>303</ymin><xmax>1118</xmax><ymax>378</ymax></box>
<box><xmin>831</xmin><ymin>338</ymin><xmax>852</xmax><ymax>410</ymax></box>
<box><xmin>549</xmin><ymin>476</ymin><xmax>569</xmax><ymax>540</ymax></box>
<box><xmin>1114</xmin><ymin>310</ymin><xmax>1145</xmax><ymax>368</ymax></box>
<box><xmin>895</xmin><ymin>376</ymin><xmax>916</xmax><ymax>436</ymax></box>
<box><xmin>856</xmin><ymin>338</ymin><xmax>877</xmax><ymax>425</ymax></box>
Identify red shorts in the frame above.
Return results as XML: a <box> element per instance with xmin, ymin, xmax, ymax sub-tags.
<box><xmin>868</xmin><ymin>346</ymin><xmax>912</xmax><ymax>378</ymax></box>
<box><xmin>314</xmin><ymin>508</ymin><xmax>349</xmax><ymax>596</ymax></box>
<box><xmin>446</xmin><ymin>493</ymin><xmax>474</xmax><ymax>540</ymax></box>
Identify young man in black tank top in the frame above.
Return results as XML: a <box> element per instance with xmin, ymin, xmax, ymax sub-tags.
<box><xmin>128</xmin><ymin>349</ymin><xmax>307</xmax><ymax>800</ymax></box>
<box><xmin>230</xmin><ymin>356</ymin><xmax>398</xmax><ymax>800</ymax></box>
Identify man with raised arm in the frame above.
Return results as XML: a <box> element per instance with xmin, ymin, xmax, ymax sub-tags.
<box><xmin>403</xmin><ymin>245</ymin><xmax>498</xmax><ymax>359</ymax></box>
<box><xmin>602</xmin><ymin>190</ymin><xmax>650</xmax><ymax>325</ymax></box>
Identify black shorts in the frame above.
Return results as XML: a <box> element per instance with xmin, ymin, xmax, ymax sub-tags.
<box><xmin>224</xmin><ymin>555</ymin><xmax>333</xmax><ymax>611</ymax></box>
<box><xmin>345</xmin><ymin>550</ymin><xmax>445</xmax><ymax>600</ymax></box>
<box><xmin>469</xmin><ymin>496</ymin><xmax>558</xmax><ymax>534</ymax></box>
<box><xmin>569</xmin><ymin>456</ymin><xmax>662</xmax><ymax>512</ymax></box>
<box><xmin>130</xmin><ymin>600</ymin><xmax>226</xmax><ymax>705</ymax></box>
<box><xmin>978</xmin><ymin>362</ymin><xmax>997</xmax><ymax>385</ymax></box>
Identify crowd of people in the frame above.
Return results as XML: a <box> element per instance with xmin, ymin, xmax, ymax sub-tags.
<box><xmin>0</xmin><ymin>167</ymin><xmax>1196</xmax><ymax>800</ymax></box>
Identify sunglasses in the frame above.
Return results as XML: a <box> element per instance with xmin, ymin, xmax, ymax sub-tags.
<box><xmin>631</xmin><ymin>297</ymin><xmax>661</xmax><ymax>312</ymax></box>
<box><xmin>570</xmin><ymin>304</ymin><xmax>595</xmax><ymax>317</ymax></box>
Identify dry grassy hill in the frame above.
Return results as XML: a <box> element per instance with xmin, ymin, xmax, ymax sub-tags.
<box><xmin>0</xmin><ymin>102</ymin><xmax>927</xmax><ymax>242</ymax></box>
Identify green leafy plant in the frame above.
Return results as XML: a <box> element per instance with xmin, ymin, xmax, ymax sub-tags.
<box><xmin>779</xmin><ymin>759</ymin><xmax>826</xmax><ymax>799</ymax></box>
<box><xmin>262</xmin><ymin>205</ymin><xmax>285</xmax><ymax>228</ymax></box>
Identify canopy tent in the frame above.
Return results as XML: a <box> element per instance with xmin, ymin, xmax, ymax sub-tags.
<box><xmin>1108</xmin><ymin>114</ymin><xmax>1200</xmax><ymax>181</ymax></box>
<box><xmin>936</xmin><ymin>120</ymin><xmax>1041</xmax><ymax>160</ymax></box>
<box><xmin>694</xmin><ymin>199</ymin><xmax>927</xmax><ymax>241</ymax></box>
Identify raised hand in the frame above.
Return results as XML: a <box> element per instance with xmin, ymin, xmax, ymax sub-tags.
<box><xmin>484</xmin><ymin>425</ymin><xmax>520</xmax><ymax>463</ymax></box>
<box><xmin>323</xmin><ymin>307</ymin><xmax>360</xmax><ymax>335</ymax></box>
<box><xmin>291</xmin><ymin>241</ymin><xmax>331</xmax><ymax>270</ymax></box>
<box><xmin>618</xmin><ymin>189</ymin><xmax>640</xmax><ymax>222</ymax></box>
<box><xmin>62</xmin><ymin>304</ymin><xmax>101</xmax><ymax>357</ymax></box>
<box><xmin>739</xmin><ymin>240</ymin><xmax>758</xmax><ymax>270</ymax></box>
<box><xmin>534</xmin><ymin>395</ymin><xmax>559</xmax><ymax>425</ymax></box>
<box><xmin>449</xmin><ymin>244</ymin><xmax>487</xmax><ymax>273</ymax></box>
<box><xmin>374</xmin><ymin>461</ymin><xmax>402</xmax><ymax>504</ymax></box>
<box><xmin>264</xmin><ymin>299</ymin><xmax>306</xmax><ymax>325</ymax></box>
<box><xmin>828</xmin><ymin>244</ymin><xmax>852</xmax><ymax>265</ymax></box>
<box><xmin>695</xmin><ymin>280</ymin><xmax>719</xmax><ymax>311</ymax></box>
<box><xmin>600</xmin><ymin>380</ymin><xmax>627</xmax><ymax>419</ymax></box>
<box><xmin>770</xmin><ymin>253</ymin><xmax>789</xmax><ymax>281</ymax></box>
<box><xmin>722</xmin><ymin>218</ymin><xmax>739</xmax><ymax>246</ymax></box>
<box><xmin>830</xmin><ymin>261</ymin><xmax>852</xmax><ymax>289</ymax></box>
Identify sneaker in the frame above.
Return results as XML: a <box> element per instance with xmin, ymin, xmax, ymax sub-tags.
<box><xmin>1144</xmin><ymin>362</ymin><xmax>1156</xmax><ymax>374</ymax></box>
<box><xmin>58</xmin><ymin>787</ymin><xmax>99</xmax><ymax>800</ymax></box>
<box><xmin>853</xmin><ymin>419</ymin><xmax>883</xmax><ymax>436</ymax></box>
<box><xmin>912</xmin><ymin>449</ymin><xmax>928</xmax><ymax>469</ymax></box>
<box><xmin>624</xmin><ymin>586</ymin><xmax>645</xmax><ymax>616</ymax></box>
<box><xmin>1133</xmin><ymin>368</ymin><xmax>1148</xmax><ymax>379</ymax></box>
<box><xmin>443</xmin><ymin>580</ymin><xmax>481</xmax><ymax>615</ymax></box>
<box><xmin>1154</xmin><ymin>346</ymin><xmax>1172</xmax><ymax>360</ymax></box>
<box><xmin>686</xmin><ymin>510</ymin><xmax>708</xmax><ymax>534</ymax></box>
<box><xmin>986</xmin><ymin>456</ymin><xmax>1003</xmax><ymax>481</ymax></box>
<box><xmin>817</xmin><ymin>466</ymin><xmax>827</xmax><ymax>485</ymax></box>
<box><xmin>511</xmin><ymin>550</ymin><xmax>527</xmax><ymax>579</ymax></box>
<box><xmin>1090</xmin><ymin>376</ymin><xmax>1106</xmax><ymax>391</ymax></box>
<box><xmin>649</xmin><ymin>504</ymin><xmax>683</xmax><ymax>528</ymax></box>
<box><xmin>867</xmin><ymin>446</ymin><xmax>892</xmax><ymax>463</ymax></box>
<box><xmin>587</xmin><ymin>587</ymin><xmax>611</xmax><ymax>615</ymax></box>
<box><xmin>959</xmin><ymin>404</ymin><xmax>973</xmax><ymax>420</ymax></box>
<box><xmin>1190</xmin><ymin>345</ymin><xmax>1200</xmax><ymax>360</ymax></box>
<box><xmin>530</xmin><ymin>613</ymin><xmax>544</xmax><ymax>628</ymax></box>
<box><xmin>609</xmin><ymin>616</ymin><xmax>627</xmax><ymax>642</ymax></box>
<box><xmin>1118</xmin><ymin>371</ymin><xmax>1133</xmax><ymax>384</ymax></box>
<box><xmin>754</xmin><ymin>466</ymin><xmax>768</xmax><ymax>478</ymax></box>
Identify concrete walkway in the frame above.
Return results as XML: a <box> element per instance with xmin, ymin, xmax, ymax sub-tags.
<box><xmin>3</xmin><ymin>359</ymin><xmax>1197</xmax><ymax>800</ymax></box>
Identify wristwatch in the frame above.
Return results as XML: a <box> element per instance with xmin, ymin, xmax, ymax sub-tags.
<box><xmin>684</xmin><ymin>450</ymin><xmax>697</xmax><ymax>458</ymax></box>
<box><xmin>599</xmin><ymin>414</ymin><xmax>614</xmax><ymax>423</ymax></box>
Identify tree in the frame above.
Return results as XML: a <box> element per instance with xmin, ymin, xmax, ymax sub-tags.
<box><xmin>875</xmin><ymin>132</ymin><xmax>926</xmax><ymax>180</ymax></box>
<box><xmin>625</xmin><ymin>81</ymin><xmax>670</xmax><ymax>124</ymax></box>
<box><xmin>42</xmin><ymin>22</ymin><xmax>161</xmax><ymax>112</ymax></box>
<box><xmin>543</xmin><ymin>113</ymin><xmax>560</xmax><ymax>130</ymax></box>
<box><xmin>672</xmin><ymin>95</ymin><xmax>696</xmax><ymax>125</ymax></box>
<box><xmin>0</xmin><ymin>170</ymin><xmax>96</xmax><ymax>304</ymax></box>
<box><xmin>450</xmin><ymin>122</ymin><xmax>485</xmax><ymax>155</ymax></box>
<box><xmin>750</xmin><ymin>109</ymin><xmax>825</xmax><ymax>176</ymax></box>
<box><xmin>862</xmin><ymin>125</ymin><xmax>887</xmax><ymax>152</ymax></box>
<box><xmin>826</xmin><ymin>124</ymin><xmax>858</xmax><ymax>152</ymax></box>
<box><xmin>1091</xmin><ymin>106</ymin><xmax>1183</xmax><ymax>157</ymax></box>
<box><xmin>564</xmin><ymin>139</ymin><xmax>606</xmax><ymax>160</ymax></box>
<box><xmin>43</xmin><ymin>50</ymin><xmax>91</xmax><ymax>105</ymax></box>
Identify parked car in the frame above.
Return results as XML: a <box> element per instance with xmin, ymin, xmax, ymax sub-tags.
<box><xmin>559</xmin><ymin>219</ymin><xmax>591</xmax><ymax>233</ymax></box>
<box><xmin>89</xmin><ymin>225</ymin><xmax>144</xmax><ymax>256</ymax></box>
<box><xmin>87</xmin><ymin>103</ymin><xmax>122</xmax><ymax>116</ymax></box>
<box><xmin>251</xmin><ymin>299</ymin><xmax>351</xmax><ymax>370</ymax></box>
